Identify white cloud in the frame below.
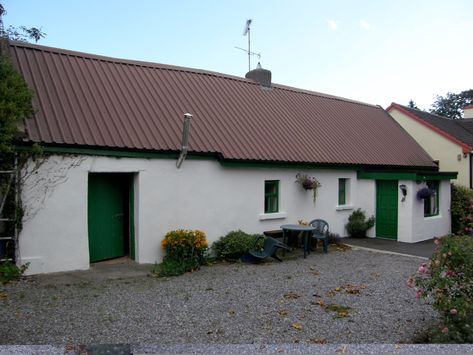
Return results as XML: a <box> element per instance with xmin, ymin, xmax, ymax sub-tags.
<box><xmin>360</xmin><ymin>20</ymin><xmax>371</xmax><ymax>30</ymax></box>
<box><xmin>327</xmin><ymin>20</ymin><xmax>338</xmax><ymax>31</ymax></box>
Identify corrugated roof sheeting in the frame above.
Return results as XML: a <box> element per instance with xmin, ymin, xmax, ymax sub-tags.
<box><xmin>10</xmin><ymin>42</ymin><xmax>436</xmax><ymax>168</ymax></box>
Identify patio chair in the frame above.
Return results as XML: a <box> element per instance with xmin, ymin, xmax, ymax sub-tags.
<box><xmin>248</xmin><ymin>236</ymin><xmax>290</xmax><ymax>262</ymax></box>
<box><xmin>309</xmin><ymin>219</ymin><xmax>329</xmax><ymax>253</ymax></box>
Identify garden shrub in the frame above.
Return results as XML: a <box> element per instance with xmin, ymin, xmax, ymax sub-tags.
<box><xmin>0</xmin><ymin>261</ymin><xmax>28</xmax><ymax>284</ymax></box>
<box><xmin>152</xmin><ymin>229</ymin><xmax>208</xmax><ymax>277</ymax></box>
<box><xmin>450</xmin><ymin>183</ymin><xmax>473</xmax><ymax>234</ymax></box>
<box><xmin>408</xmin><ymin>235</ymin><xmax>473</xmax><ymax>343</ymax></box>
<box><xmin>345</xmin><ymin>208</ymin><xmax>375</xmax><ymax>238</ymax></box>
<box><xmin>327</xmin><ymin>232</ymin><xmax>342</xmax><ymax>245</ymax></box>
<box><xmin>212</xmin><ymin>230</ymin><xmax>262</xmax><ymax>261</ymax></box>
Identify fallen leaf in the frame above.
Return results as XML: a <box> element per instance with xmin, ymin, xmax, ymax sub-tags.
<box><xmin>278</xmin><ymin>310</ymin><xmax>288</xmax><ymax>316</ymax></box>
<box><xmin>311</xmin><ymin>299</ymin><xmax>325</xmax><ymax>307</ymax></box>
<box><xmin>228</xmin><ymin>309</ymin><xmax>235</xmax><ymax>315</ymax></box>
<box><xmin>394</xmin><ymin>344</ymin><xmax>401</xmax><ymax>349</ymax></box>
<box><xmin>292</xmin><ymin>322</ymin><xmax>303</xmax><ymax>330</ymax></box>
<box><xmin>308</xmin><ymin>338</ymin><xmax>327</xmax><ymax>344</ymax></box>
<box><xmin>0</xmin><ymin>292</ymin><xmax>7</xmax><ymax>300</ymax></box>
<box><xmin>284</xmin><ymin>292</ymin><xmax>301</xmax><ymax>299</ymax></box>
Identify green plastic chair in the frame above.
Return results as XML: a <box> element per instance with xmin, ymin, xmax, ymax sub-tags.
<box><xmin>248</xmin><ymin>236</ymin><xmax>290</xmax><ymax>262</ymax></box>
<box><xmin>309</xmin><ymin>219</ymin><xmax>329</xmax><ymax>253</ymax></box>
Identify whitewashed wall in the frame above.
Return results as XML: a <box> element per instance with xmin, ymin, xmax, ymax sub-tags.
<box><xmin>18</xmin><ymin>154</ymin><xmax>449</xmax><ymax>274</ymax></box>
<box><xmin>397</xmin><ymin>180</ymin><xmax>451</xmax><ymax>243</ymax></box>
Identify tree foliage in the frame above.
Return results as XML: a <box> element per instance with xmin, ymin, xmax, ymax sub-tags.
<box><xmin>0</xmin><ymin>2</ymin><xmax>43</xmax><ymax>153</ymax></box>
<box><xmin>430</xmin><ymin>90</ymin><xmax>473</xmax><ymax>119</ymax></box>
<box><xmin>0</xmin><ymin>56</ymin><xmax>33</xmax><ymax>152</ymax></box>
<box><xmin>0</xmin><ymin>4</ymin><xmax>45</xmax><ymax>43</ymax></box>
<box><xmin>408</xmin><ymin>99</ymin><xmax>419</xmax><ymax>109</ymax></box>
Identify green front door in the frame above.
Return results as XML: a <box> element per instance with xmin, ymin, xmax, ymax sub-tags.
<box><xmin>88</xmin><ymin>173</ymin><xmax>133</xmax><ymax>262</ymax></box>
<box><xmin>376</xmin><ymin>180</ymin><xmax>398</xmax><ymax>240</ymax></box>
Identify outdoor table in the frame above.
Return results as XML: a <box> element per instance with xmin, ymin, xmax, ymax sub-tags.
<box><xmin>280</xmin><ymin>224</ymin><xmax>316</xmax><ymax>258</ymax></box>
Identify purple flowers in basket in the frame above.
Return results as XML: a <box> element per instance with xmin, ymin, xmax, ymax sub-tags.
<box><xmin>416</xmin><ymin>187</ymin><xmax>434</xmax><ymax>200</ymax></box>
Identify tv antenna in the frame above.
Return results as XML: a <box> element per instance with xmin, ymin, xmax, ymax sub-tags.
<box><xmin>236</xmin><ymin>19</ymin><xmax>261</xmax><ymax>72</ymax></box>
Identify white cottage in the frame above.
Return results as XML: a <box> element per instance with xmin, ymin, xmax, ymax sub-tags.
<box><xmin>7</xmin><ymin>42</ymin><xmax>455</xmax><ymax>274</ymax></box>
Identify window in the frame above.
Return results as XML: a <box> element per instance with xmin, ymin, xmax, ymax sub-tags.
<box><xmin>338</xmin><ymin>178</ymin><xmax>347</xmax><ymax>205</ymax></box>
<box><xmin>424</xmin><ymin>180</ymin><xmax>439</xmax><ymax>217</ymax></box>
<box><xmin>264</xmin><ymin>180</ymin><xmax>279</xmax><ymax>213</ymax></box>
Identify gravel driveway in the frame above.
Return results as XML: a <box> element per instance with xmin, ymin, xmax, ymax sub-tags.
<box><xmin>0</xmin><ymin>248</ymin><xmax>437</xmax><ymax>345</ymax></box>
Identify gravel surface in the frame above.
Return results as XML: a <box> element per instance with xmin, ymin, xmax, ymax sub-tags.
<box><xmin>0</xmin><ymin>248</ymin><xmax>437</xmax><ymax>345</ymax></box>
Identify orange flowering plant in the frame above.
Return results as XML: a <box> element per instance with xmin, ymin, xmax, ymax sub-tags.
<box><xmin>158</xmin><ymin>229</ymin><xmax>208</xmax><ymax>276</ymax></box>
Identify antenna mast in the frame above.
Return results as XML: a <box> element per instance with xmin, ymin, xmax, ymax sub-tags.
<box><xmin>243</xmin><ymin>19</ymin><xmax>252</xmax><ymax>71</ymax></box>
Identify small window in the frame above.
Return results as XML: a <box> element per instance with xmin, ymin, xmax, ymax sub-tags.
<box><xmin>264</xmin><ymin>180</ymin><xmax>279</xmax><ymax>213</ymax></box>
<box><xmin>424</xmin><ymin>180</ymin><xmax>439</xmax><ymax>217</ymax></box>
<box><xmin>338</xmin><ymin>178</ymin><xmax>347</xmax><ymax>205</ymax></box>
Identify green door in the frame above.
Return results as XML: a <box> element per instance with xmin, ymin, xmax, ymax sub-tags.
<box><xmin>375</xmin><ymin>180</ymin><xmax>398</xmax><ymax>240</ymax></box>
<box><xmin>88</xmin><ymin>173</ymin><xmax>133</xmax><ymax>262</ymax></box>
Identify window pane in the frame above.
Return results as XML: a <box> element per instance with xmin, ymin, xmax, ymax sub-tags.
<box><xmin>264</xmin><ymin>180</ymin><xmax>279</xmax><ymax>213</ymax></box>
<box><xmin>338</xmin><ymin>178</ymin><xmax>346</xmax><ymax>205</ymax></box>
<box><xmin>424</xmin><ymin>181</ymin><xmax>439</xmax><ymax>217</ymax></box>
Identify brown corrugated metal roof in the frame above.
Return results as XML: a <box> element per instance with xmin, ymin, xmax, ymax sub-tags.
<box><xmin>10</xmin><ymin>41</ymin><xmax>436</xmax><ymax>168</ymax></box>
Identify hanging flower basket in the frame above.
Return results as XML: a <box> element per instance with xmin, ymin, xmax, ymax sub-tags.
<box><xmin>295</xmin><ymin>173</ymin><xmax>322</xmax><ymax>205</ymax></box>
<box><xmin>417</xmin><ymin>187</ymin><xmax>433</xmax><ymax>200</ymax></box>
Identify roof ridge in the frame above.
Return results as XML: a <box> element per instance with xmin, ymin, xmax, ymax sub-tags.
<box><xmin>10</xmin><ymin>40</ymin><xmax>378</xmax><ymax>109</ymax></box>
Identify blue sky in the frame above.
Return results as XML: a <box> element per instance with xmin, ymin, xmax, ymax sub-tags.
<box><xmin>3</xmin><ymin>0</ymin><xmax>473</xmax><ymax>109</ymax></box>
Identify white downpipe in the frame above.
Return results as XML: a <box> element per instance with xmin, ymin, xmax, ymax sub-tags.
<box><xmin>176</xmin><ymin>113</ymin><xmax>193</xmax><ymax>169</ymax></box>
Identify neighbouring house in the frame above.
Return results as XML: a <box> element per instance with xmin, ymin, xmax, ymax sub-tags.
<box><xmin>387</xmin><ymin>103</ymin><xmax>473</xmax><ymax>188</ymax></box>
<box><xmin>6</xmin><ymin>41</ymin><xmax>456</xmax><ymax>274</ymax></box>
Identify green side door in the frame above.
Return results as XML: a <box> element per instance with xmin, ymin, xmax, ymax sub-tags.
<box><xmin>375</xmin><ymin>180</ymin><xmax>398</xmax><ymax>240</ymax></box>
<box><xmin>88</xmin><ymin>173</ymin><xmax>132</xmax><ymax>262</ymax></box>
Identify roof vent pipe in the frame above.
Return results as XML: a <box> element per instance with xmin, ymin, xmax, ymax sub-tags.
<box><xmin>176</xmin><ymin>113</ymin><xmax>193</xmax><ymax>169</ymax></box>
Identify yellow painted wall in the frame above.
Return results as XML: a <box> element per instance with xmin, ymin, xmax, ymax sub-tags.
<box><xmin>389</xmin><ymin>108</ymin><xmax>469</xmax><ymax>187</ymax></box>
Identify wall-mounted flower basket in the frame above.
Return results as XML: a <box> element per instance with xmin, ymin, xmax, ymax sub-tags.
<box><xmin>416</xmin><ymin>187</ymin><xmax>433</xmax><ymax>200</ymax></box>
<box><xmin>295</xmin><ymin>173</ymin><xmax>322</xmax><ymax>206</ymax></box>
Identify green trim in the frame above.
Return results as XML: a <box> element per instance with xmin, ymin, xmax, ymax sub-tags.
<box><xmin>358</xmin><ymin>171</ymin><xmax>457</xmax><ymax>181</ymax></box>
<box><xmin>417</xmin><ymin>173</ymin><xmax>457</xmax><ymax>181</ymax></box>
<box><xmin>15</xmin><ymin>144</ymin><xmax>452</xmax><ymax>177</ymax></box>
<box><xmin>129</xmin><ymin>176</ymin><xmax>135</xmax><ymax>260</ymax></box>
<box><xmin>264</xmin><ymin>180</ymin><xmax>279</xmax><ymax>213</ymax></box>
<box><xmin>358</xmin><ymin>172</ymin><xmax>417</xmax><ymax>180</ymax></box>
<box><xmin>15</xmin><ymin>144</ymin><xmax>214</xmax><ymax>160</ymax></box>
<box><xmin>220</xmin><ymin>160</ymin><xmax>357</xmax><ymax>170</ymax></box>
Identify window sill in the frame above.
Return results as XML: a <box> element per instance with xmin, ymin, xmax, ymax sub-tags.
<box><xmin>424</xmin><ymin>214</ymin><xmax>441</xmax><ymax>219</ymax></box>
<box><xmin>259</xmin><ymin>212</ymin><xmax>287</xmax><ymax>220</ymax></box>
<box><xmin>336</xmin><ymin>205</ymin><xmax>354</xmax><ymax>211</ymax></box>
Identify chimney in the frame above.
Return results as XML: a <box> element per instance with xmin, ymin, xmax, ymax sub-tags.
<box><xmin>464</xmin><ymin>105</ymin><xmax>473</xmax><ymax>119</ymax></box>
<box><xmin>245</xmin><ymin>62</ymin><xmax>271</xmax><ymax>88</ymax></box>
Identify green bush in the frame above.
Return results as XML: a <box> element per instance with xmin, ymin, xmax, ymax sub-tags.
<box><xmin>408</xmin><ymin>235</ymin><xmax>473</xmax><ymax>343</ymax></box>
<box><xmin>345</xmin><ymin>208</ymin><xmax>375</xmax><ymax>238</ymax></box>
<box><xmin>212</xmin><ymin>230</ymin><xmax>262</xmax><ymax>260</ymax></box>
<box><xmin>0</xmin><ymin>261</ymin><xmax>28</xmax><ymax>284</ymax></box>
<box><xmin>152</xmin><ymin>229</ymin><xmax>208</xmax><ymax>277</ymax></box>
<box><xmin>450</xmin><ymin>183</ymin><xmax>473</xmax><ymax>234</ymax></box>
